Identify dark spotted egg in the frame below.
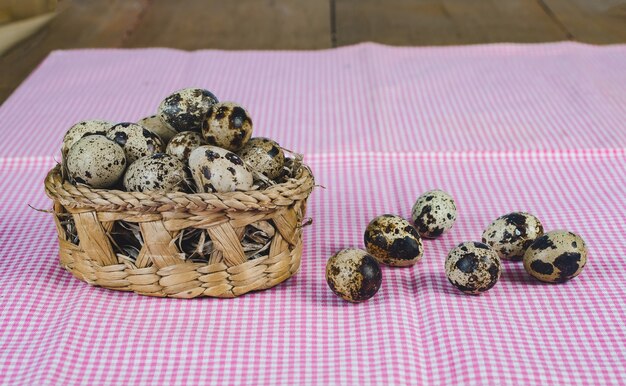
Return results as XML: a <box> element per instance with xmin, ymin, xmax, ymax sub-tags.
<box><xmin>188</xmin><ymin>145</ymin><xmax>253</xmax><ymax>193</ymax></box>
<box><xmin>66</xmin><ymin>135</ymin><xmax>126</xmax><ymax>188</ymax></box>
<box><xmin>123</xmin><ymin>153</ymin><xmax>188</xmax><ymax>192</ymax></box>
<box><xmin>137</xmin><ymin>115</ymin><xmax>178</xmax><ymax>144</ymax></box>
<box><xmin>158</xmin><ymin>88</ymin><xmax>218</xmax><ymax>133</ymax></box>
<box><xmin>106</xmin><ymin>122</ymin><xmax>164</xmax><ymax>164</ymax></box>
<box><xmin>238</xmin><ymin>137</ymin><xmax>285</xmax><ymax>180</ymax></box>
<box><xmin>364</xmin><ymin>214</ymin><xmax>423</xmax><ymax>267</ymax></box>
<box><xmin>326</xmin><ymin>249</ymin><xmax>382</xmax><ymax>303</ymax></box>
<box><xmin>445</xmin><ymin>241</ymin><xmax>501</xmax><ymax>295</ymax></box>
<box><xmin>411</xmin><ymin>189</ymin><xmax>457</xmax><ymax>239</ymax></box>
<box><xmin>166</xmin><ymin>131</ymin><xmax>206</xmax><ymax>161</ymax></box>
<box><xmin>62</xmin><ymin>120</ymin><xmax>113</xmax><ymax>160</ymax></box>
<box><xmin>523</xmin><ymin>230</ymin><xmax>587</xmax><ymax>283</ymax></box>
<box><xmin>482</xmin><ymin>212</ymin><xmax>544</xmax><ymax>261</ymax></box>
<box><xmin>202</xmin><ymin>102</ymin><xmax>253</xmax><ymax>151</ymax></box>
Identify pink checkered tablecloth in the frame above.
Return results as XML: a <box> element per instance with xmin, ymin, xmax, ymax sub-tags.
<box><xmin>1</xmin><ymin>43</ymin><xmax>626</xmax><ymax>385</ymax></box>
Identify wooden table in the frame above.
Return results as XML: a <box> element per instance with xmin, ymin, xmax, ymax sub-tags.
<box><xmin>1</xmin><ymin>0</ymin><xmax>625</xmax><ymax>104</ymax></box>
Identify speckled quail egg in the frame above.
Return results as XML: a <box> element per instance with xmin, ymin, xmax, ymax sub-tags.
<box><xmin>66</xmin><ymin>135</ymin><xmax>126</xmax><ymax>188</ymax></box>
<box><xmin>123</xmin><ymin>153</ymin><xmax>188</xmax><ymax>192</ymax></box>
<box><xmin>158</xmin><ymin>88</ymin><xmax>218</xmax><ymax>133</ymax></box>
<box><xmin>412</xmin><ymin>189</ymin><xmax>457</xmax><ymax>239</ymax></box>
<box><xmin>188</xmin><ymin>145</ymin><xmax>253</xmax><ymax>193</ymax></box>
<box><xmin>364</xmin><ymin>214</ymin><xmax>423</xmax><ymax>267</ymax></box>
<box><xmin>106</xmin><ymin>122</ymin><xmax>164</xmax><ymax>164</ymax></box>
<box><xmin>61</xmin><ymin>120</ymin><xmax>113</xmax><ymax>159</ymax></box>
<box><xmin>445</xmin><ymin>241</ymin><xmax>501</xmax><ymax>295</ymax></box>
<box><xmin>137</xmin><ymin>115</ymin><xmax>178</xmax><ymax>144</ymax></box>
<box><xmin>166</xmin><ymin>131</ymin><xmax>206</xmax><ymax>161</ymax></box>
<box><xmin>482</xmin><ymin>212</ymin><xmax>544</xmax><ymax>261</ymax></box>
<box><xmin>523</xmin><ymin>230</ymin><xmax>587</xmax><ymax>283</ymax></box>
<box><xmin>237</xmin><ymin>137</ymin><xmax>285</xmax><ymax>180</ymax></box>
<box><xmin>326</xmin><ymin>249</ymin><xmax>382</xmax><ymax>303</ymax></box>
<box><xmin>202</xmin><ymin>102</ymin><xmax>253</xmax><ymax>151</ymax></box>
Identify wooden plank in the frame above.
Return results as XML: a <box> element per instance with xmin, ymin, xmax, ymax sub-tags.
<box><xmin>0</xmin><ymin>0</ymin><xmax>148</xmax><ymax>103</ymax></box>
<box><xmin>335</xmin><ymin>0</ymin><xmax>570</xmax><ymax>46</ymax></box>
<box><xmin>122</xmin><ymin>0</ymin><xmax>332</xmax><ymax>50</ymax></box>
<box><xmin>540</xmin><ymin>0</ymin><xmax>626</xmax><ymax>44</ymax></box>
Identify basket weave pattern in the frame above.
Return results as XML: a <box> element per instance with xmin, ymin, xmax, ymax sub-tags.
<box><xmin>44</xmin><ymin>164</ymin><xmax>314</xmax><ymax>298</ymax></box>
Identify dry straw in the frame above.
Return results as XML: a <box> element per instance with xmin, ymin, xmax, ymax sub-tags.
<box><xmin>44</xmin><ymin>161</ymin><xmax>315</xmax><ymax>298</ymax></box>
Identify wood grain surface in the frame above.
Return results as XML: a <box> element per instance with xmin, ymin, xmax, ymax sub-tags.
<box><xmin>1</xmin><ymin>0</ymin><xmax>625</xmax><ymax>104</ymax></box>
<box><xmin>334</xmin><ymin>0</ymin><xmax>569</xmax><ymax>46</ymax></box>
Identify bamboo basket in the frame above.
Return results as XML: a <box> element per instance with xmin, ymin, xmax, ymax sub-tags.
<box><xmin>44</xmin><ymin>162</ymin><xmax>315</xmax><ymax>298</ymax></box>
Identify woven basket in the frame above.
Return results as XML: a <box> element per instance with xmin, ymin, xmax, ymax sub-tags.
<box><xmin>44</xmin><ymin>163</ymin><xmax>315</xmax><ymax>298</ymax></box>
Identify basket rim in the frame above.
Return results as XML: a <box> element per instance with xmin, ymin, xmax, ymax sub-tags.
<box><xmin>45</xmin><ymin>162</ymin><xmax>315</xmax><ymax>214</ymax></box>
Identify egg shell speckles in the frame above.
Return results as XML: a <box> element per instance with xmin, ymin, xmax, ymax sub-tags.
<box><xmin>66</xmin><ymin>135</ymin><xmax>127</xmax><ymax>188</ymax></box>
<box><xmin>166</xmin><ymin>131</ymin><xmax>206</xmax><ymax>161</ymax></box>
<box><xmin>202</xmin><ymin>102</ymin><xmax>253</xmax><ymax>151</ymax></box>
<box><xmin>445</xmin><ymin>241</ymin><xmax>501</xmax><ymax>295</ymax></box>
<box><xmin>326</xmin><ymin>249</ymin><xmax>382</xmax><ymax>303</ymax></box>
<box><xmin>523</xmin><ymin>230</ymin><xmax>588</xmax><ymax>283</ymax></box>
<box><xmin>158</xmin><ymin>88</ymin><xmax>218</xmax><ymax>133</ymax></box>
<box><xmin>137</xmin><ymin>115</ymin><xmax>178</xmax><ymax>144</ymax></box>
<box><xmin>62</xmin><ymin>120</ymin><xmax>113</xmax><ymax>159</ymax></box>
<box><xmin>106</xmin><ymin>122</ymin><xmax>164</xmax><ymax>164</ymax></box>
<box><xmin>412</xmin><ymin>189</ymin><xmax>457</xmax><ymax>239</ymax></box>
<box><xmin>482</xmin><ymin>212</ymin><xmax>544</xmax><ymax>261</ymax></box>
<box><xmin>123</xmin><ymin>153</ymin><xmax>188</xmax><ymax>193</ymax></box>
<box><xmin>238</xmin><ymin>137</ymin><xmax>285</xmax><ymax>180</ymax></box>
<box><xmin>364</xmin><ymin>214</ymin><xmax>423</xmax><ymax>267</ymax></box>
<box><xmin>188</xmin><ymin>145</ymin><xmax>253</xmax><ymax>193</ymax></box>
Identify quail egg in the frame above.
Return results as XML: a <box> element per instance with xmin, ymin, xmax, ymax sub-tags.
<box><xmin>106</xmin><ymin>122</ymin><xmax>164</xmax><ymax>164</ymax></box>
<box><xmin>445</xmin><ymin>241</ymin><xmax>501</xmax><ymax>295</ymax></box>
<box><xmin>166</xmin><ymin>131</ymin><xmax>206</xmax><ymax>161</ymax></box>
<box><xmin>523</xmin><ymin>230</ymin><xmax>587</xmax><ymax>283</ymax></box>
<box><xmin>66</xmin><ymin>135</ymin><xmax>127</xmax><ymax>188</ymax></box>
<box><xmin>364</xmin><ymin>214</ymin><xmax>423</xmax><ymax>267</ymax></box>
<box><xmin>188</xmin><ymin>145</ymin><xmax>253</xmax><ymax>193</ymax></box>
<box><xmin>482</xmin><ymin>212</ymin><xmax>544</xmax><ymax>261</ymax></box>
<box><xmin>326</xmin><ymin>249</ymin><xmax>382</xmax><ymax>303</ymax></box>
<box><xmin>123</xmin><ymin>153</ymin><xmax>188</xmax><ymax>192</ymax></box>
<box><xmin>137</xmin><ymin>115</ymin><xmax>178</xmax><ymax>144</ymax></box>
<box><xmin>412</xmin><ymin>189</ymin><xmax>457</xmax><ymax>238</ymax></box>
<box><xmin>202</xmin><ymin>102</ymin><xmax>253</xmax><ymax>151</ymax></box>
<box><xmin>238</xmin><ymin>137</ymin><xmax>285</xmax><ymax>180</ymax></box>
<box><xmin>61</xmin><ymin>120</ymin><xmax>113</xmax><ymax>159</ymax></box>
<box><xmin>158</xmin><ymin>88</ymin><xmax>218</xmax><ymax>133</ymax></box>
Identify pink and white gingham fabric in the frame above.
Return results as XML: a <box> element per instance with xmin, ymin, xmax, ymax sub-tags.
<box><xmin>1</xmin><ymin>43</ymin><xmax>626</xmax><ymax>385</ymax></box>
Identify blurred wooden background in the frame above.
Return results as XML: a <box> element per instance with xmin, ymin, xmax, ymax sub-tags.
<box><xmin>1</xmin><ymin>0</ymin><xmax>625</xmax><ymax>104</ymax></box>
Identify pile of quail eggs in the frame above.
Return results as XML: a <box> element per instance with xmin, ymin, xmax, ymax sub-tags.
<box><xmin>60</xmin><ymin>88</ymin><xmax>300</xmax><ymax>264</ymax></box>
<box><xmin>62</xmin><ymin>87</ymin><xmax>296</xmax><ymax>194</ymax></box>
<box><xmin>326</xmin><ymin>190</ymin><xmax>588</xmax><ymax>303</ymax></box>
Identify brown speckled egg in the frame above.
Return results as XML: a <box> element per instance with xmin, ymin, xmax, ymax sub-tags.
<box><xmin>106</xmin><ymin>122</ymin><xmax>164</xmax><ymax>164</ymax></box>
<box><xmin>412</xmin><ymin>189</ymin><xmax>457</xmax><ymax>239</ymax></box>
<box><xmin>166</xmin><ymin>131</ymin><xmax>206</xmax><ymax>161</ymax></box>
<box><xmin>482</xmin><ymin>212</ymin><xmax>544</xmax><ymax>261</ymax></box>
<box><xmin>326</xmin><ymin>249</ymin><xmax>382</xmax><ymax>303</ymax></box>
<box><xmin>123</xmin><ymin>153</ymin><xmax>188</xmax><ymax>192</ymax></box>
<box><xmin>62</xmin><ymin>120</ymin><xmax>113</xmax><ymax>159</ymax></box>
<box><xmin>202</xmin><ymin>102</ymin><xmax>253</xmax><ymax>151</ymax></box>
<box><xmin>445</xmin><ymin>242</ymin><xmax>501</xmax><ymax>295</ymax></box>
<box><xmin>137</xmin><ymin>115</ymin><xmax>178</xmax><ymax>144</ymax></box>
<box><xmin>237</xmin><ymin>137</ymin><xmax>285</xmax><ymax>180</ymax></box>
<box><xmin>66</xmin><ymin>135</ymin><xmax>126</xmax><ymax>188</ymax></box>
<box><xmin>364</xmin><ymin>214</ymin><xmax>423</xmax><ymax>267</ymax></box>
<box><xmin>523</xmin><ymin>230</ymin><xmax>587</xmax><ymax>283</ymax></box>
<box><xmin>158</xmin><ymin>88</ymin><xmax>218</xmax><ymax>133</ymax></box>
<box><xmin>188</xmin><ymin>145</ymin><xmax>253</xmax><ymax>193</ymax></box>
